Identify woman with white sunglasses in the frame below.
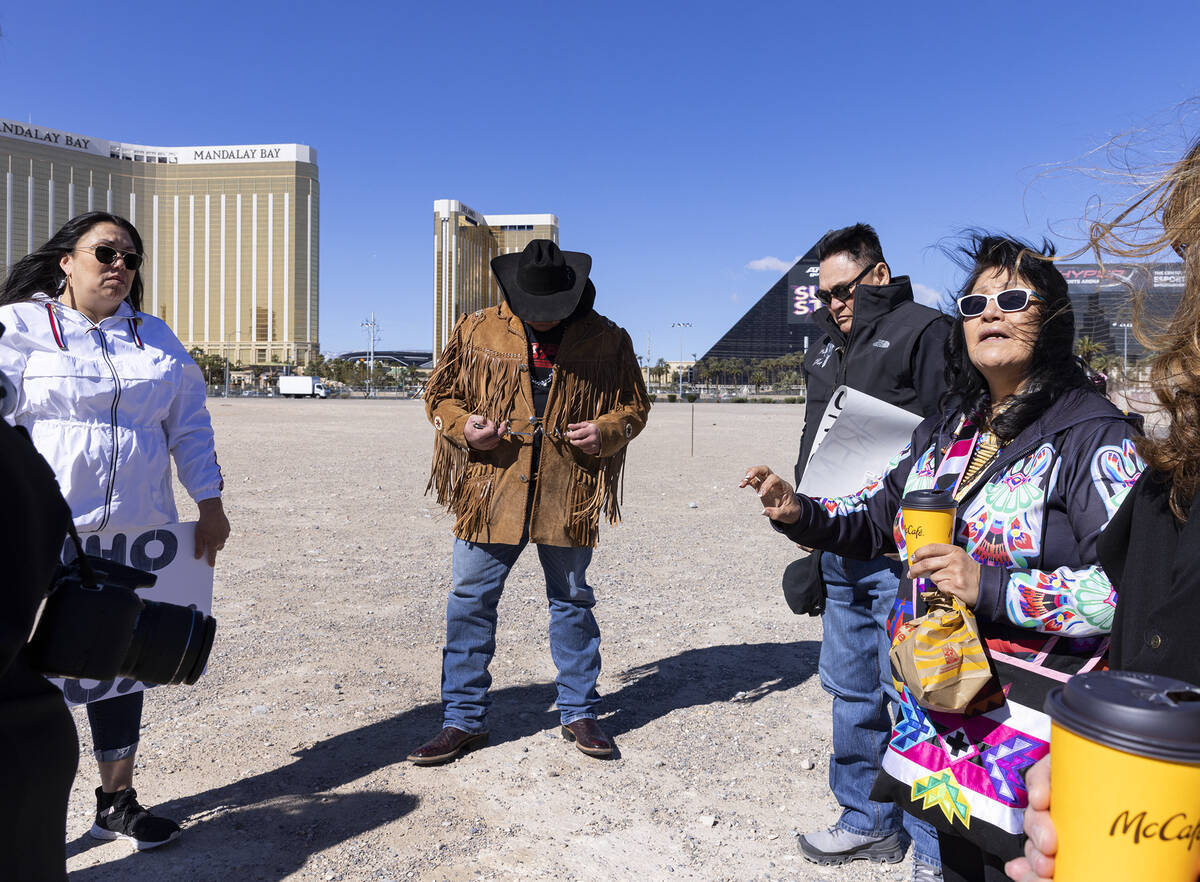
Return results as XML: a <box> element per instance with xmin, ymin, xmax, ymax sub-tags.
<box><xmin>743</xmin><ymin>234</ymin><xmax>1143</xmax><ymax>881</ymax></box>
<box><xmin>0</xmin><ymin>211</ymin><xmax>229</xmax><ymax>852</ymax></box>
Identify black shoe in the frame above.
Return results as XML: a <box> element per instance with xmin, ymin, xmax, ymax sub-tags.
<box><xmin>90</xmin><ymin>787</ymin><xmax>181</xmax><ymax>851</ymax></box>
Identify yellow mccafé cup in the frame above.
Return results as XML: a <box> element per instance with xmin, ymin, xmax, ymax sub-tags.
<box><xmin>1044</xmin><ymin>671</ymin><xmax>1200</xmax><ymax>882</ymax></box>
<box><xmin>900</xmin><ymin>489</ymin><xmax>957</xmax><ymax>559</ymax></box>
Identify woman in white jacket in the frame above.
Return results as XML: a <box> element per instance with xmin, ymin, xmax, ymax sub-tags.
<box><xmin>0</xmin><ymin>211</ymin><xmax>230</xmax><ymax>851</ymax></box>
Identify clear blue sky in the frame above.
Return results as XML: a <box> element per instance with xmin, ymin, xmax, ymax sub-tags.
<box><xmin>3</xmin><ymin>2</ymin><xmax>1197</xmax><ymax>359</ymax></box>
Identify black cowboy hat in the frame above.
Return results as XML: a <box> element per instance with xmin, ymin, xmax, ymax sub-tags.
<box><xmin>491</xmin><ymin>239</ymin><xmax>592</xmax><ymax>323</ymax></box>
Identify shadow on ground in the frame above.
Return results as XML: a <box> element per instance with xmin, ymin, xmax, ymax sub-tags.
<box><xmin>602</xmin><ymin>639</ymin><xmax>820</xmax><ymax>737</ymax></box>
<box><xmin>66</xmin><ymin>639</ymin><xmax>817</xmax><ymax>880</ymax></box>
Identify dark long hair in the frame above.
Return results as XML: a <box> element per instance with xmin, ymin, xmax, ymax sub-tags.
<box><xmin>0</xmin><ymin>212</ymin><xmax>144</xmax><ymax>312</ymax></box>
<box><xmin>941</xmin><ymin>233</ymin><xmax>1088</xmax><ymax>442</ymax></box>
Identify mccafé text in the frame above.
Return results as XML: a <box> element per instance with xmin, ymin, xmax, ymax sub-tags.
<box><xmin>1109</xmin><ymin>810</ymin><xmax>1200</xmax><ymax>851</ymax></box>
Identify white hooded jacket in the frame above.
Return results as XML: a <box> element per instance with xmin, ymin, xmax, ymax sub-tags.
<box><xmin>0</xmin><ymin>295</ymin><xmax>223</xmax><ymax>532</ymax></box>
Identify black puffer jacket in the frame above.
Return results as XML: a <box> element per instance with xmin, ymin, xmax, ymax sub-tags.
<box><xmin>795</xmin><ymin>276</ymin><xmax>951</xmax><ymax>483</ymax></box>
<box><xmin>781</xmin><ymin>277</ymin><xmax>951</xmax><ymax>616</ymax></box>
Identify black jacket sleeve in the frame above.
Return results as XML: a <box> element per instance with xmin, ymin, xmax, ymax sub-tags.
<box><xmin>0</xmin><ymin>424</ymin><xmax>71</xmax><ymax>679</ymax></box>
<box><xmin>911</xmin><ymin>315</ymin><xmax>953</xmax><ymax>419</ymax></box>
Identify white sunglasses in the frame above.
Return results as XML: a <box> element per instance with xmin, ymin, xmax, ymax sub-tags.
<box><xmin>956</xmin><ymin>287</ymin><xmax>1046</xmax><ymax>318</ymax></box>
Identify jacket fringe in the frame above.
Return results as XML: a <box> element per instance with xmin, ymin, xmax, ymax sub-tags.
<box><xmin>547</xmin><ymin>352</ymin><xmax>637</xmax><ymax>541</ymax></box>
<box><xmin>460</xmin><ymin>346</ymin><xmax>525</xmax><ymax>424</ymax></box>
<box><xmin>425</xmin><ymin>325</ymin><xmax>526</xmax><ymax>520</ymax></box>
<box><xmin>452</xmin><ymin>462</ymin><xmax>496</xmax><ymax>541</ymax></box>
<box><xmin>424</xmin><ymin>321</ymin><xmax>470</xmax><ymax>506</ymax></box>
<box><xmin>427</xmin><ymin>309</ymin><xmax>643</xmax><ymax>545</ymax></box>
<box><xmin>426</xmin><ymin>431</ymin><xmax>468</xmax><ymax>507</ymax></box>
<box><xmin>562</xmin><ymin>446</ymin><xmax>627</xmax><ymax>546</ymax></box>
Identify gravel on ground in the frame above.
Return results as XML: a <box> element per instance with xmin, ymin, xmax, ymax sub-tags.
<box><xmin>63</xmin><ymin>400</ymin><xmax>922</xmax><ymax>882</ymax></box>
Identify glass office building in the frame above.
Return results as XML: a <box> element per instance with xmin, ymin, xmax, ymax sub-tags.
<box><xmin>1058</xmin><ymin>262</ymin><xmax>1184</xmax><ymax>365</ymax></box>
<box><xmin>1</xmin><ymin>118</ymin><xmax>319</xmax><ymax>365</ymax></box>
<box><xmin>433</xmin><ymin>199</ymin><xmax>557</xmax><ymax>362</ymax></box>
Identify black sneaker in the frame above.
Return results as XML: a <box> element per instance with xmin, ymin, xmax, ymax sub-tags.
<box><xmin>89</xmin><ymin>787</ymin><xmax>181</xmax><ymax>850</ymax></box>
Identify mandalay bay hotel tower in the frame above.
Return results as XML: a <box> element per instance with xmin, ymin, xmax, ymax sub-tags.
<box><xmin>433</xmin><ymin>199</ymin><xmax>558</xmax><ymax>362</ymax></box>
<box><xmin>1</xmin><ymin>118</ymin><xmax>319</xmax><ymax>365</ymax></box>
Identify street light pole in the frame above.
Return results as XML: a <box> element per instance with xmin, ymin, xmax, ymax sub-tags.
<box><xmin>1112</xmin><ymin>321</ymin><xmax>1132</xmax><ymax>375</ymax></box>
<box><xmin>361</xmin><ymin>313</ymin><xmax>380</xmax><ymax>397</ymax></box>
<box><xmin>222</xmin><ymin>333</ymin><xmax>233</xmax><ymax>398</ymax></box>
<box><xmin>671</xmin><ymin>321</ymin><xmax>691</xmax><ymax>397</ymax></box>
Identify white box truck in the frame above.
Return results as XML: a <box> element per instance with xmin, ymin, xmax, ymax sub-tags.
<box><xmin>279</xmin><ymin>376</ymin><xmax>328</xmax><ymax>398</ymax></box>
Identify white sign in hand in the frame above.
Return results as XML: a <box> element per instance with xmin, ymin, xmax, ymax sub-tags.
<box><xmin>798</xmin><ymin>385</ymin><xmax>922</xmax><ymax>499</ymax></box>
<box><xmin>50</xmin><ymin>521</ymin><xmax>215</xmax><ymax>707</ymax></box>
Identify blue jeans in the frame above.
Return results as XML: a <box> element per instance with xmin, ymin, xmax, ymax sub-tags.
<box><xmin>819</xmin><ymin>552</ymin><xmax>940</xmax><ymax>868</ymax></box>
<box><xmin>442</xmin><ymin>538</ymin><xmax>600</xmax><ymax>731</ymax></box>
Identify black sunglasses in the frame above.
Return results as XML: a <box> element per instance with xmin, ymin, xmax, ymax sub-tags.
<box><xmin>956</xmin><ymin>287</ymin><xmax>1045</xmax><ymax>318</ymax></box>
<box><xmin>77</xmin><ymin>244</ymin><xmax>143</xmax><ymax>272</ymax></box>
<box><xmin>816</xmin><ymin>262</ymin><xmax>877</xmax><ymax>305</ymax></box>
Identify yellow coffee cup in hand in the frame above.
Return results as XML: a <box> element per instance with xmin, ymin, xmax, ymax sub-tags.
<box><xmin>1044</xmin><ymin>671</ymin><xmax>1200</xmax><ymax>882</ymax></box>
<box><xmin>901</xmin><ymin>489</ymin><xmax>956</xmax><ymax>559</ymax></box>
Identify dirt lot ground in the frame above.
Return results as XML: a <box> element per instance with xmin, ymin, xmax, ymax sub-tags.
<box><xmin>62</xmin><ymin>400</ymin><xmax>925</xmax><ymax>881</ymax></box>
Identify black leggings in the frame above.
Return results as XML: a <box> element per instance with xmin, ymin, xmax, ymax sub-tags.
<box><xmin>938</xmin><ymin>831</ymin><xmax>1011</xmax><ymax>882</ymax></box>
<box><xmin>86</xmin><ymin>690</ymin><xmax>144</xmax><ymax>761</ymax></box>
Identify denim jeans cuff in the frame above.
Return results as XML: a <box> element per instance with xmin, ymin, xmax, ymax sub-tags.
<box><xmin>912</xmin><ymin>852</ymin><xmax>941</xmax><ymax>869</ymax></box>
<box><xmin>560</xmin><ymin>712</ymin><xmax>597</xmax><ymax>726</ymax></box>
<box><xmin>442</xmin><ymin>716</ymin><xmax>489</xmax><ymax>734</ymax></box>
<box><xmin>93</xmin><ymin>742</ymin><xmax>138</xmax><ymax>763</ymax></box>
<box><xmin>836</xmin><ymin>818</ymin><xmax>900</xmax><ymax>839</ymax></box>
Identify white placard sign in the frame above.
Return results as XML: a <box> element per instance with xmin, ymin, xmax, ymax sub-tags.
<box><xmin>798</xmin><ymin>385</ymin><xmax>923</xmax><ymax>499</ymax></box>
<box><xmin>50</xmin><ymin>521</ymin><xmax>214</xmax><ymax>707</ymax></box>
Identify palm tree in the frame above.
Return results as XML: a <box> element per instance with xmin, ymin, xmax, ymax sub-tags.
<box><xmin>1075</xmin><ymin>336</ymin><xmax>1109</xmax><ymax>372</ymax></box>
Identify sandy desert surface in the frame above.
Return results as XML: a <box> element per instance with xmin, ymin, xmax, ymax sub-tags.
<box><xmin>61</xmin><ymin>399</ymin><xmax>932</xmax><ymax>881</ymax></box>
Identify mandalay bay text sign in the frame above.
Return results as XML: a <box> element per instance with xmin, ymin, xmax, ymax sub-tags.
<box><xmin>0</xmin><ymin>117</ymin><xmax>314</xmax><ymax>165</ymax></box>
<box><xmin>0</xmin><ymin>119</ymin><xmax>103</xmax><ymax>154</ymax></box>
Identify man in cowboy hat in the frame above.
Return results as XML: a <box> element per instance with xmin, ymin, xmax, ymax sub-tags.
<box><xmin>409</xmin><ymin>239</ymin><xmax>649</xmax><ymax>764</ymax></box>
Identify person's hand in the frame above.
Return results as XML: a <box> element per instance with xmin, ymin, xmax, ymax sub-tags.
<box><xmin>464</xmin><ymin>416</ymin><xmax>509</xmax><ymax>450</ymax></box>
<box><xmin>195</xmin><ymin>497</ymin><xmax>230</xmax><ymax>567</ymax></box>
<box><xmin>1005</xmin><ymin>756</ymin><xmax>1055</xmax><ymax>881</ymax></box>
<box><xmin>908</xmin><ymin>543</ymin><xmax>981</xmax><ymax>606</ymax></box>
<box><xmin>566</xmin><ymin>422</ymin><xmax>601</xmax><ymax>455</ymax></box>
<box><xmin>740</xmin><ymin>466</ymin><xmax>803</xmax><ymax>524</ymax></box>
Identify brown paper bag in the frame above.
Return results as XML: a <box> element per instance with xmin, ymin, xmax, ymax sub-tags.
<box><xmin>889</xmin><ymin>592</ymin><xmax>992</xmax><ymax>713</ymax></box>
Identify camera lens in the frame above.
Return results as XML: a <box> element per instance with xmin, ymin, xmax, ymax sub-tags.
<box><xmin>120</xmin><ymin>601</ymin><xmax>217</xmax><ymax>686</ymax></box>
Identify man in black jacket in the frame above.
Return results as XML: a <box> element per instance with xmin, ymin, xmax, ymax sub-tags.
<box><xmin>790</xmin><ymin>225</ymin><xmax>950</xmax><ymax>879</ymax></box>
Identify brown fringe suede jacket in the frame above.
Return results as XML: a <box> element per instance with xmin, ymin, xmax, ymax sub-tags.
<box><xmin>426</xmin><ymin>301</ymin><xmax>650</xmax><ymax>547</ymax></box>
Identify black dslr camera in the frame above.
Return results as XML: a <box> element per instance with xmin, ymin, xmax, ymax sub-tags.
<box><xmin>26</xmin><ymin>548</ymin><xmax>216</xmax><ymax>686</ymax></box>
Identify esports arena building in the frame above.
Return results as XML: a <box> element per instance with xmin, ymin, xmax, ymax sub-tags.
<box><xmin>0</xmin><ymin>117</ymin><xmax>319</xmax><ymax>365</ymax></box>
